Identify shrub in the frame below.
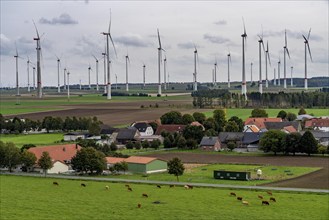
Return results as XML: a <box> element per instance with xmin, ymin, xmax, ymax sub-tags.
<box><xmin>227</xmin><ymin>141</ymin><xmax>236</xmax><ymax>151</ymax></box>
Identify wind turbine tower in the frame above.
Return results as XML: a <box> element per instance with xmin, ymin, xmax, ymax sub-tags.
<box><xmin>290</xmin><ymin>66</ymin><xmax>294</xmax><ymax>87</ymax></box>
<box><xmin>63</xmin><ymin>68</ymin><xmax>67</xmax><ymax>90</ymax></box>
<box><xmin>125</xmin><ymin>53</ymin><xmax>130</xmax><ymax>92</ymax></box>
<box><xmin>33</xmin><ymin>67</ymin><xmax>36</xmax><ymax>89</ymax></box>
<box><xmin>33</xmin><ymin>21</ymin><xmax>42</xmax><ymax>98</ymax></box>
<box><xmin>157</xmin><ymin>29</ymin><xmax>165</xmax><ymax>96</ymax></box>
<box><xmin>257</xmin><ymin>34</ymin><xmax>265</xmax><ymax>94</ymax></box>
<box><xmin>67</xmin><ymin>71</ymin><xmax>70</xmax><ymax>101</ymax></box>
<box><xmin>102</xmin><ymin>51</ymin><xmax>107</xmax><ymax>93</ymax></box>
<box><xmin>164</xmin><ymin>56</ymin><xmax>167</xmax><ymax>90</ymax></box>
<box><xmin>56</xmin><ymin>56</ymin><xmax>61</xmax><ymax>93</ymax></box>
<box><xmin>143</xmin><ymin>64</ymin><xmax>146</xmax><ymax>89</ymax></box>
<box><xmin>227</xmin><ymin>53</ymin><xmax>231</xmax><ymax>88</ymax></box>
<box><xmin>214</xmin><ymin>61</ymin><xmax>217</xmax><ymax>87</ymax></box>
<box><xmin>27</xmin><ymin>57</ymin><xmax>31</xmax><ymax>92</ymax></box>
<box><xmin>278</xmin><ymin>58</ymin><xmax>281</xmax><ymax>86</ymax></box>
<box><xmin>303</xmin><ymin>28</ymin><xmax>313</xmax><ymax>90</ymax></box>
<box><xmin>88</xmin><ymin>65</ymin><xmax>92</xmax><ymax>89</ymax></box>
<box><xmin>14</xmin><ymin>46</ymin><xmax>20</xmax><ymax>96</ymax></box>
<box><xmin>283</xmin><ymin>29</ymin><xmax>291</xmax><ymax>89</ymax></box>
<box><xmin>273</xmin><ymin>68</ymin><xmax>276</xmax><ymax>86</ymax></box>
<box><xmin>250</xmin><ymin>62</ymin><xmax>253</xmax><ymax>83</ymax></box>
<box><xmin>265</xmin><ymin>41</ymin><xmax>271</xmax><ymax>88</ymax></box>
<box><xmin>193</xmin><ymin>46</ymin><xmax>198</xmax><ymax>91</ymax></box>
<box><xmin>241</xmin><ymin>19</ymin><xmax>247</xmax><ymax>99</ymax></box>
<box><xmin>92</xmin><ymin>55</ymin><xmax>99</xmax><ymax>91</ymax></box>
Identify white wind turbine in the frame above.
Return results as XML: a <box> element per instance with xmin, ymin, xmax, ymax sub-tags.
<box><xmin>14</xmin><ymin>44</ymin><xmax>22</xmax><ymax>96</ymax></box>
<box><xmin>102</xmin><ymin>9</ymin><xmax>117</xmax><ymax>100</ymax></box>
<box><xmin>277</xmin><ymin>57</ymin><xmax>281</xmax><ymax>86</ymax></box>
<box><xmin>33</xmin><ymin>20</ymin><xmax>42</xmax><ymax>98</ymax></box>
<box><xmin>290</xmin><ymin>66</ymin><xmax>294</xmax><ymax>87</ymax></box>
<box><xmin>250</xmin><ymin>62</ymin><xmax>253</xmax><ymax>84</ymax></box>
<box><xmin>241</xmin><ymin>18</ymin><xmax>248</xmax><ymax>99</ymax></box>
<box><xmin>193</xmin><ymin>45</ymin><xmax>199</xmax><ymax>91</ymax></box>
<box><xmin>67</xmin><ymin>70</ymin><xmax>70</xmax><ymax>101</ymax></box>
<box><xmin>303</xmin><ymin>28</ymin><xmax>313</xmax><ymax>90</ymax></box>
<box><xmin>265</xmin><ymin>41</ymin><xmax>271</xmax><ymax>88</ymax></box>
<box><xmin>26</xmin><ymin>56</ymin><xmax>34</xmax><ymax>92</ymax></box>
<box><xmin>157</xmin><ymin>29</ymin><xmax>165</xmax><ymax>96</ymax></box>
<box><xmin>63</xmin><ymin>67</ymin><xmax>67</xmax><ymax>90</ymax></box>
<box><xmin>125</xmin><ymin>52</ymin><xmax>130</xmax><ymax>92</ymax></box>
<box><xmin>32</xmin><ymin>66</ymin><xmax>36</xmax><ymax>90</ymax></box>
<box><xmin>102</xmin><ymin>50</ymin><xmax>107</xmax><ymax>93</ymax></box>
<box><xmin>283</xmin><ymin>29</ymin><xmax>291</xmax><ymax>89</ymax></box>
<box><xmin>273</xmin><ymin>67</ymin><xmax>276</xmax><ymax>86</ymax></box>
<box><xmin>164</xmin><ymin>56</ymin><xmax>167</xmax><ymax>90</ymax></box>
<box><xmin>55</xmin><ymin>55</ymin><xmax>61</xmax><ymax>93</ymax></box>
<box><xmin>143</xmin><ymin>63</ymin><xmax>146</xmax><ymax>89</ymax></box>
<box><xmin>227</xmin><ymin>52</ymin><xmax>231</xmax><ymax>88</ymax></box>
<box><xmin>92</xmin><ymin>54</ymin><xmax>99</xmax><ymax>91</ymax></box>
<box><xmin>88</xmin><ymin>65</ymin><xmax>92</xmax><ymax>89</ymax></box>
<box><xmin>214</xmin><ymin>60</ymin><xmax>218</xmax><ymax>87</ymax></box>
<box><xmin>257</xmin><ymin>32</ymin><xmax>266</xmax><ymax>94</ymax></box>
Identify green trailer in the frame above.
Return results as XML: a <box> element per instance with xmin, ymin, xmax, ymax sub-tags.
<box><xmin>214</xmin><ymin>170</ymin><xmax>251</xmax><ymax>181</ymax></box>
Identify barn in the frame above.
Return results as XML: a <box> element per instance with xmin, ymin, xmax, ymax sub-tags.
<box><xmin>124</xmin><ymin>156</ymin><xmax>167</xmax><ymax>174</ymax></box>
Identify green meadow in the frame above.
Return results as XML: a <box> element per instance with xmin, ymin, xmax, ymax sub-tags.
<box><xmin>106</xmin><ymin>164</ymin><xmax>320</xmax><ymax>186</ymax></box>
<box><xmin>1</xmin><ymin>175</ymin><xmax>328</xmax><ymax>220</ymax></box>
<box><xmin>0</xmin><ymin>133</ymin><xmax>64</xmax><ymax>148</ymax></box>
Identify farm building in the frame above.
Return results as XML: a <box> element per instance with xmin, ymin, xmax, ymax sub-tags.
<box><xmin>199</xmin><ymin>136</ymin><xmax>221</xmax><ymax>151</ymax></box>
<box><xmin>244</xmin><ymin>117</ymin><xmax>282</xmax><ymax>131</ymax></box>
<box><xmin>131</xmin><ymin>122</ymin><xmax>154</xmax><ymax>136</ymax></box>
<box><xmin>124</xmin><ymin>156</ymin><xmax>167</xmax><ymax>174</ymax></box>
<box><xmin>116</xmin><ymin>127</ymin><xmax>141</xmax><ymax>144</ymax></box>
<box><xmin>105</xmin><ymin>157</ymin><xmax>126</xmax><ymax>169</ymax></box>
<box><xmin>305</xmin><ymin>118</ymin><xmax>329</xmax><ymax>132</ymax></box>
<box><xmin>264</xmin><ymin>121</ymin><xmax>301</xmax><ymax>132</ymax></box>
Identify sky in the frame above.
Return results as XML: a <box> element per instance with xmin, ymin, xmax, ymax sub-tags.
<box><xmin>1</xmin><ymin>0</ymin><xmax>328</xmax><ymax>87</ymax></box>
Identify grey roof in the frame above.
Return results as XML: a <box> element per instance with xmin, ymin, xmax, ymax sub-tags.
<box><xmin>64</xmin><ymin>132</ymin><xmax>88</xmax><ymax>136</ymax></box>
<box><xmin>100</xmin><ymin>125</ymin><xmax>119</xmax><ymax>135</ymax></box>
<box><xmin>219</xmin><ymin>132</ymin><xmax>244</xmax><ymax>142</ymax></box>
<box><xmin>116</xmin><ymin>127</ymin><xmax>139</xmax><ymax>140</ymax></box>
<box><xmin>300</xmin><ymin>130</ymin><xmax>329</xmax><ymax>142</ymax></box>
<box><xmin>200</xmin><ymin>136</ymin><xmax>219</xmax><ymax>146</ymax></box>
<box><xmin>242</xmin><ymin>132</ymin><xmax>264</xmax><ymax>144</ymax></box>
<box><xmin>264</xmin><ymin>121</ymin><xmax>300</xmax><ymax>130</ymax></box>
<box><xmin>132</xmin><ymin>122</ymin><xmax>150</xmax><ymax>132</ymax></box>
<box><xmin>297</xmin><ymin>114</ymin><xmax>314</xmax><ymax>121</ymax></box>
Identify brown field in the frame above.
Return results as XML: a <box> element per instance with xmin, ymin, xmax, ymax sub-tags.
<box><xmin>147</xmin><ymin>153</ymin><xmax>329</xmax><ymax>190</ymax></box>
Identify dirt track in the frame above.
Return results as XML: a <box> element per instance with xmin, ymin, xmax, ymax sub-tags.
<box><xmin>147</xmin><ymin>153</ymin><xmax>329</xmax><ymax>189</ymax></box>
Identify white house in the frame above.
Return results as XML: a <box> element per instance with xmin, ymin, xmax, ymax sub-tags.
<box><xmin>131</xmin><ymin>122</ymin><xmax>154</xmax><ymax>136</ymax></box>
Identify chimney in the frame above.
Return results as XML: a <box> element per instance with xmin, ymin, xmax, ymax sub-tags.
<box><xmin>75</xmin><ymin>144</ymin><xmax>78</xmax><ymax>149</ymax></box>
<box><xmin>63</xmin><ymin>147</ymin><xmax>66</xmax><ymax>152</ymax></box>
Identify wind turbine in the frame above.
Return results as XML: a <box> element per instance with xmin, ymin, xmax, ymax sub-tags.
<box><xmin>33</xmin><ymin>20</ymin><xmax>42</xmax><ymax>98</ymax></box>
<box><xmin>88</xmin><ymin>65</ymin><xmax>92</xmax><ymax>89</ymax></box>
<box><xmin>257</xmin><ymin>32</ymin><xmax>266</xmax><ymax>94</ymax></box>
<box><xmin>102</xmin><ymin>9</ymin><xmax>117</xmax><ymax>100</ymax></box>
<box><xmin>277</xmin><ymin>58</ymin><xmax>281</xmax><ymax>86</ymax></box>
<box><xmin>67</xmin><ymin>70</ymin><xmax>70</xmax><ymax>101</ymax></box>
<box><xmin>63</xmin><ymin>68</ymin><xmax>67</xmax><ymax>90</ymax></box>
<box><xmin>33</xmin><ymin>66</ymin><xmax>36</xmax><ymax>90</ymax></box>
<box><xmin>55</xmin><ymin>55</ymin><xmax>61</xmax><ymax>93</ymax></box>
<box><xmin>143</xmin><ymin>63</ymin><xmax>146</xmax><ymax>89</ymax></box>
<box><xmin>212</xmin><ymin>69</ymin><xmax>214</xmax><ymax>85</ymax></box>
<box><xmin>26</xmin><ymin>56</ymin><xmax>34</xmax><ymax>92</ymax></box>
<box><xmin>273</xmin><ymin>68</ymin><xmax>276</xmax><ymax>86</ymax></box>
<box><xmin>125</xmin><ymin>52</ymin><xmax>130</xmax><ymax>92</ymax></box>
<box><xmin>250</xmin><ymin>62</ymin><xmax>253</xmax><ymax>84</ymax></box>
<box><xmin>241</xmin><ymin>18</ymin><xmax>247</xmax><ymax>99</ymax></box>
<box><xmin>303</xmin><ymin>28</ymin><xmax>313</xmax><ymax>90</ymax></box>
<box><xmin>265</xmin><ymin>41</ymin><xmax>271</xmax><ymax>88</ymax></box>
<box><xmin>157</xmin><ymin>29</ymin><xmax>165</xmax><ymax>96</ymax></box>
<box><xmin>214</xmin><ymin>60</ymin><xmax>218</xmax><ymax>87</ymax></box>
<box><xmin>290</xmin><ymin>66</ymin><xmax>294</xmax><ymax>87</ymax></box>
<box><xmin>92</xmin><ymin>54</ymin><xmax>99</xmax><ymax>91</ymax></box>
<box><xmin>14</xmin><ymin>44</ymin><xmax>20</xmax><ymax>96</ymax></box>
<box><xmin>115</xmin><ymin>74</ymin><xmax>118</xmax><ymax>90</ymax></box>
<box><xmin>164</xmin><ymin>56</ymin><xmax>167</xmax><ymax>90</ymax></box>
<box><xmin>227</xmin><ymin>52</ymin><xmax>231</xmax><ymax>88</ymax></box>
<box><xmin>193</xmin><ymin>45</ymin><xmax>199</xmax><ymax>91</ymax></box>
<box><xmin>283</xmin><ymin>29</ymin><xmax>291</xmax><ymax>89</ymax></box>
<box><xmin>102</xmin><ymin>50</ymin><xmax>107</xmax><ymax>93</ymax></box>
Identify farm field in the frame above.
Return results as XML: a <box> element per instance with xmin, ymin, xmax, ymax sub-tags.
<box><xmin>0</xmin><ymin>133</ymin><xmax>64</xmax><ymax>148</ymax></box>
<box><xmin>105</xmin><ymin>164</ymin><xmax>320</xmax><ymax>186</ymax></box>
<box><xmin>1</xmin><ymin>175</ymin><xmax>328</xmax><ymax>220</ymax></box>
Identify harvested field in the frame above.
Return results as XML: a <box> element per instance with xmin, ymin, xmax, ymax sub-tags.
<box><xmin>147</xmin><ymin>153</ymin><xmax>329</xmax><ymax>189</ymax></box>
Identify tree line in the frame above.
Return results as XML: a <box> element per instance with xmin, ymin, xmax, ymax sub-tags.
<box><xmin>192</xmin><ymin>90</ymin><xmax>329</xmax><ymax>108</ymax></box>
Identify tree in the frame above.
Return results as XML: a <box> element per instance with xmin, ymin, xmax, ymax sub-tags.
<box><xmin>167</xmin><ymin>157</ymin><xmax>185</xmax><ymax>181</ymax></box>
<box><xmin>300</xmin><ymin>130</ymin><xmax>318</xmax><ymax>156</ymax></box>
<box><xmin>182</xmin><ymin>114</ymin><xmax>195</xmax><ymax>125</ymax></box>
<box><xmin>227</xmin><ymin>141</ymin><xmax>236</xmax><ymax>151</ymax></box>
<box><xmin>150</xmin><ymin>139</ymin><xmax>161</xmax><ymax>149</ymax></box>
<box><xmin>182</xmin><ymin>125</ymin><xmax>204</xmax><ymax>143</ymax></box>
<box><xmin>135</xmin><ymin>141</ymin><xmax>142</xmax><ymax>150</ymax></box>
<box><xmin>213</xmin><ymin>109</ymin><xmax>226</xmax><ymax>132</ymax></box>
<box><xmin>148</xmin><ymin>122</ymin><xmax>158</xmax><ymax>134</ymax></box>
<box><xmin>160</xmin><ymin>111</ymin><xmax>183</xmax><ymax>124</ymax></box>
<box><xmin>71</xmin><ymin>147</ymin><xmax>106</xmax><ymax>174</ymax></box>
<box><xmin>126</xmin><ymin>141</ymin><xmax>134</xmax><ymax>149</ymax></box>
<box><xmin>163</xmin><ymin>137</ymin><xmax>173</xmax><ymax>148</ymax></box>
<box><xmin>192</xmin><ymin>112</ymin><xmax>206</xmax><ymax>124</ymax></box>
<box><xmin>0</xmin><ymin>141</ymin><xmax>21</xmax><ymax>172</ymax></box>
<box><xmin>250</xmin><ymin>108</ymin><xmax>268</xmax><ymax>118</ymax></box>
<box><xmin>298</xmin><ymin>107</ymin><xmax>307</xmax><ymax>115</ymax></box>
<box><xmin>176</xmin><ymin>136</ymin><xmax>187</xmax><ymax>149</ymax></box>
<box><xmin>186</xmin><ymin>139</ymin><xmax>197</xmax><ymax>150</ymax></box>
<box><xmin>259</xmin><ymin>130</ymin><xmax>287</xmax><ymax>155</ymax></box>
<box><xmin>204</xmin><ymin>128</ymin><xmax>218</xmax><ymax>137</ymax></box>
<box><xmin>317</xmin><ymin>145</ymin><xmax>327</xmax><ymax>156</ymax></box>
<box><xmin>224</xmin><ymin>121</ymin><xmax>239</xmax><ymax>132</ymax></box>
<box><xmin>21</xmin><ymin>144</ymin><xmax>36</xmax><ymax>152</ymax></box>
<box><xmin>21</xmin><ymin>150</ymin><xmax>37</xmax><ymax>172</ymax></box>
<box><xmin>42</xmin><ymin>116</ymin><xmax>55</xmax><ymax>133</ymax></box>
<box><xmin>38</xmin><ymin>151</ymin><xmax>53</xmax><ymax>176</ymax></box>
<box><xmin>203</xmin><ymin>117</ymin><xmax>218</xmax><ymax>131</ymax></box>
<box><xmin>113</xmin><ymin>161</ymin><xmax>128</xmax><ymax>174</ymax></box>
<box><xmin>228</xmin><ymin>116</ymin><xmax>244</xmax><ymax>132</ymax></box>
<box><xmin>277</xmin><ymin>110</ymin><xmax>287</xmax><ymax>120</ymax></box>
<box><xmin>110</xmin><ymin>142</ymin><xmax>118</xmax><ymax>151</ymax></box>
<box><xmin>286</xmin><ymin>112</ymin><xmax>297</xmax><ymax>121</ymax></box>
<box><xmin>88</xmin><ymin>122</ymin><xmax>101</xmax><ymax>136</ymax></box>
<box><xmin>142</xmin><ymin>140</ymin><xmax>150</xmax><ymax>149</ymax></box>
<box><xmin>284</xmin><ymin>132</ymin><xmax>302</xmax><ymax>155</ymax></box>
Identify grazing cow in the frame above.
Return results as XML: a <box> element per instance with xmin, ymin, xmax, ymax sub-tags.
<box><xmin>258</xmin><ymin>195</ymin><xmax>263</xmax><ymax>200</ymax></box>
<box><xmin>230</xmin><ymin>192</ymin><xmax>236</xmax><ymax>196</ymax></box>
<box><xmin>53</xmin><ymin>182</ymin><xmax>59</xmax><ymax>186</ymax></box>
<box><xmin>262</xmin><ymin>201</ymin><xmax>270</xmax><ymax>205</ymax></box>
<box><xmin>81</xmin><ymin>183</ymin><xmax>86</xmax><ymax>187</ymax></box>
<box><xmin>105</xmin><ymin>186</ymin><xmax>109</xmax><ymax>190</ymax></box>
<box><xmin>169</xmin><ymin>185</ymin><xmax>175</xmax><ymax>188</ymax></box>
<box><xmin>184</xmin><ymin>185</ymin><xmax>189</xmax><ymax>189</ymax></box>
<box><xmin>125</xmin><ymin>184</ymin><xmax>130</xmax><ymax>188</ymax></box>
<box><xmin>237</xmin><ymin>197</ymin><xmax>243</xmax><ymax>201</ymax></box>
<box><xmin>157</xmin><ymin>185</ymin><xmax>161</xmax><ymax>189</ymax></box>
<box><xmin>242</xmin><ymin>201</ymin><xmax>249</xmax><ymax>205</ymax></box>
<box><xmin>187</xmin><ymin>185</ymin><xmax>193</xmax><ymax>189</ymax></box>
<box><xmin>142</xmin><ymin>193</ymin><xmax>148</xmax><ymax>198</ymax></box>
<box><xmin>137</xmin><ymin>203</ymin><xmax>141</xmax><ymax>208</ymax></box>
<box><xmin>128</xmin><ymin>187</ymin><xmax>133</xmax><ymax>191</ymax></box>
<box><xmin>270</xmin><ymin>197</ymin><xmax>276</xmax><ymax>202</ymax></box>
<box><xmin>267</xmin><ymin>191</ymin><xmax>273</xmax><ymax>196</ymax></box>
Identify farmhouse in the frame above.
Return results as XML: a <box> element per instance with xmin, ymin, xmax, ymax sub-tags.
<box><xmin>244</xmin><ymin>117</ymin><xmax>282</xmax><ymax>131</ymax></box>
<box><xmin>155</xmin><ymin>124</ymin><xmax>186</xmax><ymax>135</ymax></box>
<box><xmin>305</xmin><ymin>118</ymin><xmax>329</xmax><ymax>132</ymax></box>
<box><xmin>199</xmin><ymin>136</ymin><xmax>221</xmax><ymax>151</ymax></box>
<box><xmin>116</xmin><ymin>127</ymin><xmax>141</xmax><ymax>144</ymax></box>
<box><xmin>131</xmin><ymin>122</ymin><xmax>154</xmax><ymax>136</ymax></box>
<box><xmin>28</xmin><ymin>144</ymin><xmax>81</xmax><ymax>174</ymax></box>
<box><xmin>264</xmin><ymin>121</ymin><xmax>301</xmax><ymax>132</ymax></box>
<box><xmin>124</xmin><ymin>156</ymin><xmax>167</xmax><ymax>174</ymax></box>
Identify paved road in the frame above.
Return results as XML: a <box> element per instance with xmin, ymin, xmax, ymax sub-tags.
<box><xmin>2</xmin><ymin>172</ymin><xmax>328</xmax><ymax>194</ymax></box>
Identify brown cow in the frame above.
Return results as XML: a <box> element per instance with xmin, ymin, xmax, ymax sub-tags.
<box><xmin>262</xmin><ymin>201</ymin><xmax>270</xmax><ymax>205</ymax></box>
<box><xmin>230</xmin><ymin>192</ymin><xmax>236</xmax><ymax>196</ymax></box>
<box><xmin>267</xmin><ymin>191</ymin><xmax>273</xmax><ymax>196</ymax></box>
<box><xmin>258</xmin><ymin>195</ymin><xmax>263</xmax><ymax>199</ymax></box>
<box><xmin>242</xmin><ymin>201</ymin><xmax>249</xmax><ymax>205</ymax></box>
<box><xmin>237</xmin><ymin>197</ymin><xmax>243</xmax><ymax>201</ymax></box>
<box><xmin>169</xmin><ymin>185</ymin><xmax>175</xmax><ymax>188</ymax></box>
<box><xmin>270</xmin><ymin>197</ymin><xmax>276</xmax><ymax>202</ymax></box>
<box><xmin>142</xmin><ymin>193</ymin><xmax>148</xmax><ymax>198</ymax></box>
<box><xmin>125</xmin><ymin>184</ymin><xmax>130</xmax><ymax>188</ymax></box>
<box><xmin>128</xmin><ymin>187</ymin><xmax>133</xmax><ymax>191</ymax></box>
<box><xmin>53</xmin><ymin>182</ymin><xmax>59</xmax><ymax>186</ymax></box>
<box><xmin>137</xmin><ymin>203</ymin><xmax>141</xmax><ymax>208</ymax></box>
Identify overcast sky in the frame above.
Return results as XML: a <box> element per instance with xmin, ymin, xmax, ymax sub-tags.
<box><xmin>1</xmin><ymin>0</ymin><xmax>328</xmax><ymax>87</ymax></box>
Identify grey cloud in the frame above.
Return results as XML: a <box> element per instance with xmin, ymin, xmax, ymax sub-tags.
<box><xmin>0</xmin><ymin>34</ymin><xmax>13</xmax><ymax>56</ymax></box>
<box><xmin>177</xmin><ymin>42</ymin><xmax>195</xmax><ymax>49</ymax></box>
<box><xmin>115</xmin><ymin>34</ymin><xmax>153</xmax><ymax>48</ymax></box>
<box><xmin>214</xmin><ymin>20</ymin><xmax>227</xmax><ymax>25</ymax></box>
<box><xmin>204</xmin><ymin>33</ymin><xmax>230</xmax><ymax>44</ymax></box>
<box><xmin>39</xmin><ymin>13</ymin><xmax>78</xmax><ymax>25</ymax></box>
<box><xmin>70</xmin><ymin>35</ymin><xmax>102</xmax><ymax>58</ymax></box>
<box><xmin>263</xmin><ymin>29</ymin><xmax>323</xmax><ymax>41</ymax></box>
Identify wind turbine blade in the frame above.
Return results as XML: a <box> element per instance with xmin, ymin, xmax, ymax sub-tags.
<box><xmin>302</xmin><ymin>35</ymin><xmax>308</xmax><ymax>42</ymax></box>
<box><xmin>307</xmin><ymin>28</ymin><xmax>311</xmax><ymax>40</ymax></box>
<box><xmin>109</xmin><ymin>34</ymin><xmax>117</xmax><ymax>58</ymax></box>
<box><xmin>108</xmin><ymin>9</ymin><xmax>112</xmax><ymax>33</ymax></box>
<box><xmin>242</xmin><ymin>17</ymin><xmax>246</xmax><ymax>35</ymax></box>
<box><xmin>92</xmin><ymin>54</ymin><xmax>97</xmax><ymax>61</ymax></box>
<box><xmin>307</xmin><ymin>43</ymin><xmax>313</xmax><ymax>62</ymax></box>
<box><xmin>268</xmin><ymin>52</ymin><xmax>271</xmax><ymax>66</ymax></box>
<box><xmin>32</xmin><ymin>20</ymin><xmax>40</xmax><ymax>38</ymax></box>
<box><xmin>286</xmin><ymin>48</ymin><xmax>290</xmax><ymax>59</ymax></box>
<box><xmin>157</xmin><ymin>28</ymin><xmax>162</xmax><ymax>49</ymax></box>
<box><xmin>15</xmin><ymin>42</ymin><xmax>18</xmax><ymax>56</ymax></box>
<box><xmin>285</xmin><ymin>29</ymin><xmax>287</xmax><ymax>47</ymax></box>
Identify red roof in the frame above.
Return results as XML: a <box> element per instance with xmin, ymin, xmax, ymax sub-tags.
<box><xmin>106</xmin><ymin>157</ymin><xmax>126</xmax><ymax>164</ymax></box>
<box><xmin>155</xmin><ymin>124</ymin><xmax>186</xmax><ymax>135</ymax></box>
<box><xmin>305</xmin><ymin>118</ymin><xmax>329</xmax><ymax>128</ymax></box>
<box><xmin>244</xmin><ymin>118</ymin><xmax>282</xmax><ymax>129</ymax></box>
<box><xmin>282</xmin><ymin>125</ymin><xmax>297</xmax><ymax>133</ymax></box>
<box><xmin>28</xmin><ymin>144</ymin><xmax>81</xmax><ymax>163</ymax></box>
<box><xmin>124</xmin><ymin>156</ymin><xmax>161</xmax><ymax>164</ymax></box>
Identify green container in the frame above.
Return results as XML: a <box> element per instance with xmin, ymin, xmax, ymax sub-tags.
<box><xmin>213</xmin><ymin>170</ymin><xmax>251</xmax><ymax>181</ymax></box>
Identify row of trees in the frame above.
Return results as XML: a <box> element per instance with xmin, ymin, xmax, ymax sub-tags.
<box><xmin>0</xmin><ymin>114</ymin><xmax>103</xmax><ymax>135</ymax></box>
<box><xmin>259</xmin><ymin>130</ymin><xmax>327</xmax><ymax>156</ymax></box>
<box><xmin>192</xmin><ymin>90</ymin><xmax>329</xmax><ymax>108</ymax></box>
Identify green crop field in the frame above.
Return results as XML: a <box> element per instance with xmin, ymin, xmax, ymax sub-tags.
<box><xmin>0</xmin><ymin>133</ymin><xmax>64</xmax><ymax>148</ymax></box>
<box><xmin>1</xmin><ymin>175</ymin><xmax>327</xmax><ymax>220</ymax></box>
<box><xmin>203</xmin><ymin>108</ymin><xmax>329</xmax><ymax>120</ymax></box>
<box><xmin>105</xmin><ymin>164</ymin><xmax>320</xmax><ymax>186</ymax></box>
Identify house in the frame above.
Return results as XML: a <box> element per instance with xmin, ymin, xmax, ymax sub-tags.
<box><xmin>282</xmin><ymin>125</ymin><xmax>297</xmax><ymax>133</ymax></box>
<box><xmin>305</xmin><ymin>118</ymin><xmax>329</xmax><ymax>132</ymax></box>
<box><xmin>64</xmin><ymin>132</ymin><xmax>88</xmax><ymax>141</ymax></box>
<box><xmin>241</xmin><ymin>132</ymin><xmax>264</xmax><ymax>151</ymax></box>
<box><xmin>124</xmin><ymin>156</ymin><xmax>167</xmax><ymax>174</ymax></box>
<box><xmin>264</xmin><ymin>121</ymin><xmax>302</xmax><ymax>132</ymax></box>
<box><xmin>28</xmin><ymin>144</ymin><xmax>81</xmax><ymax>174</ymax></box>
<box><xmin>244</xmin><ymin>124</ymin><xmax>260</xmax><ymax>133</ymax></box>
<box><xmin>199</xmin><ymin>136</ymin><xmax>221</xmax><ymax>151</ymax></box>
<box><xmin>116</xmin><ymin>127</ymin><xmax>141</xmax><ymax>144</ymax></box>
<box><xmin>219</xmin><ymin>132</ymin><xmax>244</xmax><ymax>147</ymax></box>
<box><xmin>131</xmin><ymin>122</ymin><xmax>154</xmax><ymax>136</ymax></box>
<box><xmin>154</xmin><ymin>124</ymin><xmax>186</xmax><ymax>135</ymax></box>
<box><xmin>244</xmin><ymin>118</ymin><xmax>282</xmax><ymax>131</ymax></box>
<box><xmin>100</xmin><ymin>124</ymin><xmax>119</xmax><ymax>137</ymax></box>
<box><xmin>296</xmin><ymin>114</ymin><xmax>314</xmax><ymax>121</ymax></box>
<box><xmin>300</xmin><ymin>130</ymin><xmax>329</xmax><ymax>146</ymax></box>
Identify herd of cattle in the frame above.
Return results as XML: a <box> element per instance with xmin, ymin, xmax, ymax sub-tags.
<box><xmin>52</xmin><ymin>181</ymin><xmax>276</xmax><ymax>208</ymax></box>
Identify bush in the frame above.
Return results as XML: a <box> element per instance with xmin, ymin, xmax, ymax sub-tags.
<box><xmin>125</xmin><ymin>141</ymin><xmax>134</xmax><ymax>149</ymax></box>
<box><xmin>110</xmin><ymin>142</ymin><xmax>117</xmax><ymax>151</ymax></box>
<box><xmin>142</xmin><ymin>140</ymin><xmax>150</xmax><ymax>149</ymax></box>
<box><xmin>186</xmin><ymin>139</ymin><xmax>197</xmax><ymax>150</ymax></box>
<box><xmin>227</xmin><ymin>141</ymin><xmax>236</xmax><ymax>151</ymax></box>
<box><xmin>151</xmin><ymin>139</ymin><xmax>161</xmax><ymax>149</ymax></box>
<box><xmin>135</xmin><ymin>141</ymin><xmax>142</xmax><ymax>150</ymax></box>
<box><xmin>317</xmin><ymin>145</ymin><xmax>327</xmax><ymax>156</ymax></box>
<box><xmin>163</xmin><ymin>137</ymin><xmax>172</xmax><ymax>148</ymax></box>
